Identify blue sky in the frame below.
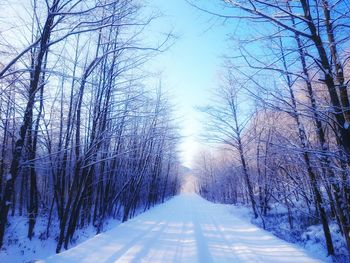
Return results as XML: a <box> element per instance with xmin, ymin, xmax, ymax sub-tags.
<box><xmin>148</xmin><ymin>0</ymin><xmax>233</xmax><ymax>167</ymax></box>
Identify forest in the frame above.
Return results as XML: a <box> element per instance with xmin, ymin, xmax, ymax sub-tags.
<box><xmin>1</xmin><ymin>0</ymin><xmax>350</xmax><ymax>262</ymax></box>
<box><xmin>194</xmin><ymin>0</ymin><xmax>350</xmax><ymax>260</ymax></box>
<box><xmin>0</xmin><ymin>0</ymin><xmax>180</xmax><ymax>254</ymax></box>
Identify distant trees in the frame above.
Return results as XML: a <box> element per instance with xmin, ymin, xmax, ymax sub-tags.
<box><xmin>194</xmin><ymin>150</ymin><xmax>243</xmax><ymax>204</ymax></box>
<box><xmin>193</xmin><ymin>0</ymin><xmax>350</xmax><ymax>258</ymax></box>
<box><xmin>199</xmin><ymin>75</ymin><xmax>258</xmax><ymax>218</ymax></box>
<box><xmin>0</xmin><ymin>0</ymin><xmax>180</xmax><ymax>253</ymax></box>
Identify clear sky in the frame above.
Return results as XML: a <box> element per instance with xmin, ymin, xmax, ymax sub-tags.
<box><xmin>147</xmin><ymin>0</ymin><xmax>233</xmax><ymax>168</ymax></box>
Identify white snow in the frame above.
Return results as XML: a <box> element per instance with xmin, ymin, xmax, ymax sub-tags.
<box><xmin>0</xmin><ymin>215</ymin><xmax>121</xmax><ymax>263</ymax></box>
<box><xmin>39</xmin><ymin>194</ymin><xmax>328</xmax><ymax>263</ymax></box>
<box><xmin>0</xmin><ymin>216</ymin><xmax>59</xmax><ymax>263</ymax></box>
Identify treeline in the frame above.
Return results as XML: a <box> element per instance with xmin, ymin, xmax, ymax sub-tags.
<box><xmin>0</xmin><ymin>0</ymin><xmax>180</xmax><ymax>253</ymax></box>
<box><xmin>194</xmin><ymin>0</ymin><xmax>350</xmax><ymax>259</ymax></box>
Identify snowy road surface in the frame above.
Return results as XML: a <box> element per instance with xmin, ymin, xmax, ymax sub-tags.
<box><xmin>42</xmin><ymin>194</ymin><xmax>325</xmax><ymax>263</ymax></box>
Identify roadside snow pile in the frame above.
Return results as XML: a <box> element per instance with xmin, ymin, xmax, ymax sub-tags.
<box><xmin>246</xmin><ymin>203</ymin><xmax>348</xmax><ymax>263</ymax></box>
<box><xmin>0</xmin><ymin>215</ymin><xmax>120</xmax><ymax>263</ymax></box>
<box><xmin>302</xmin><ymin>223</ymin><xmax>348</xmax><ymax>262</ymax></box>
<box><xmin>0</xmin><ymin>216</ymin><xmax>58</xmax><ymax>263</ymax></box>
<box><xmin>227</xmin><ymin>205</ymin><xmax>252</xmax><ymax>222</ymax></box>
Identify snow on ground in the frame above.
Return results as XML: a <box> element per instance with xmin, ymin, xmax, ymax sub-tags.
<box><xmin>38</xmin><ymin>194</ymin><xmax>329</xmax><ymax>263</ymax></box>
<box><xmin>0</xmin><ymin>216</ymin><xmax>58</xmax><ymax>263</ymax></box>
<box><xmin>0</xmin><ymin>215</ymin><xmax>121</xmax><ymax>263</ymax></box>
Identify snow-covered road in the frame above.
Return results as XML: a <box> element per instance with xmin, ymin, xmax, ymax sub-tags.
<box><xmin>42</xmin><ymin>194</ymin><xmax>325</xmax><ymax>263</ymax></box>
